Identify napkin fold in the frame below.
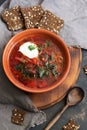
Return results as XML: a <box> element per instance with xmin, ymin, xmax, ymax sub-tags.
<box><xmin>0</xmin><ymin>0</ymin><xmax>87</xmax><ymax>130</ymax></box>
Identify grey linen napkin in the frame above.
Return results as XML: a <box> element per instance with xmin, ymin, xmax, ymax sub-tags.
<box><xmin>42</xmin><ymin>0</ymin><xmax>87</xmax><ymax>49</ymax></box>
<box><xmin>0</xmin><ymin>0</ymin><xmax>46</xmax><ymax>130</ymax></box>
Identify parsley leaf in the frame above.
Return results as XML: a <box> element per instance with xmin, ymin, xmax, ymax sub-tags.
<box><xmin>28</xmin><ymin>45</ymin><xmax>36</xmax><ymax>51</ymax></box>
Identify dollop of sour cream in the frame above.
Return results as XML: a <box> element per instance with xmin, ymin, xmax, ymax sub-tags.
<box><xmin>19</xmin><ymin>42</ymin><xmax>38</xmax><ymax>59</ymax></box>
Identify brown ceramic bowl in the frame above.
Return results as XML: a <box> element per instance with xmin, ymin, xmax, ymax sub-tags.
<box><xmin>2</xmin><ymin>29</ymin><xmax>71</xmax><ymax>93</ymax></box>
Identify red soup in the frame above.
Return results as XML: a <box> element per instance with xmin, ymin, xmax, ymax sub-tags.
<box><xmin>9</xmin><ymin>36</ymin><xmax>64</xmax><ymax>89</ymax></box>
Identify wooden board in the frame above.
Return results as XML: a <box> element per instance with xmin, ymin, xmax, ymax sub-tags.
<box><xmin>28</xmin><ymin>47</ymin><xmax>82</xmax><ymax>109</ymax></box>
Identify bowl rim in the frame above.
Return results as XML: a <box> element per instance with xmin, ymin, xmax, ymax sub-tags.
<box><xmin>2</xmin><ymin>28</ymin><xmax>71</xmax><ymax>93</ymax></box>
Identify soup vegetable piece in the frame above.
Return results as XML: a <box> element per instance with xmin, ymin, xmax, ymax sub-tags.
<box><xmin>9</xmin><ymin>37</ymin><xmax>64</xmax><ymax>89</ymax></box>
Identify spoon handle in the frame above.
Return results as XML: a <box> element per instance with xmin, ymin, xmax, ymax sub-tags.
<box><xmin>44</xmin><ymin>104</ymin><xmax>69</xmax><ymax>130</ymax></box>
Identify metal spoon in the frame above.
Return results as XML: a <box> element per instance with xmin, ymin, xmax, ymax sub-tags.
<box><xmin>44</xmin><ymin>87</ymin><xmax>84</xmax><ymax>130</ymax></box>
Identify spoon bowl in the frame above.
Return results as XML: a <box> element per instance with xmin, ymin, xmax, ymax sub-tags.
<box><xmin>67</xmin><ymin>87</ymin><xmax>84</xmax><ymax>106</ymax></box>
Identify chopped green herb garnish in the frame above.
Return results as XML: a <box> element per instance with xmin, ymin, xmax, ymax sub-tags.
<box><xmin>44</xmin><ymin>62</ymin><xmax>49</xmax><ymax>67</ymax></box>
<box><xmin>48</xmin><ymin>64</ymin><xmax>56</xmax><ymax>69</ymax></box>
<box><xmin>48</xmin><ymin>53</ymin><xmax>54</xmax><ymax>61</ymax></box>
<box><xmin>46</xmin><ymin>40</ymin><xmax>50</xmax><ymax>47</ymax></box>
<box><xmin>15</xmin><ymin>63</ymin><xmax>35</xmax><ymax>78</ymax></box>
<box><xmin>45</xmin><ymin>71</ymin><xmax>49</xmax><ymax>76</ymax></box>
<box><xmin>28</xmin><ymin>45</ymin><xmax>36</xmax><ymax>51</ymax></box>
<box><xmin>15</xmin><ymin>63</ymin><xmax>24</xmax><ymax>71</ymax></box>
<box><xmin>37</xmin><ymin>67</ymin><xmax>45</xmax><ymax>78</ymax></box>
<box><xmin>52</xmin><ymin>69</ymin><xmax>58</xmax><ymax>76</ymax></box>
<box><xmin>23</xmin><ymin>69</ymin><xmax>34</xmax><ymax>78</ymax></box>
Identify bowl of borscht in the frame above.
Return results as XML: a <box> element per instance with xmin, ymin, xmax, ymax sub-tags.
<box><xmin>2</xmin><ymin>29</ymin><xmax>71</xmax><ymax>93</ymax></box>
